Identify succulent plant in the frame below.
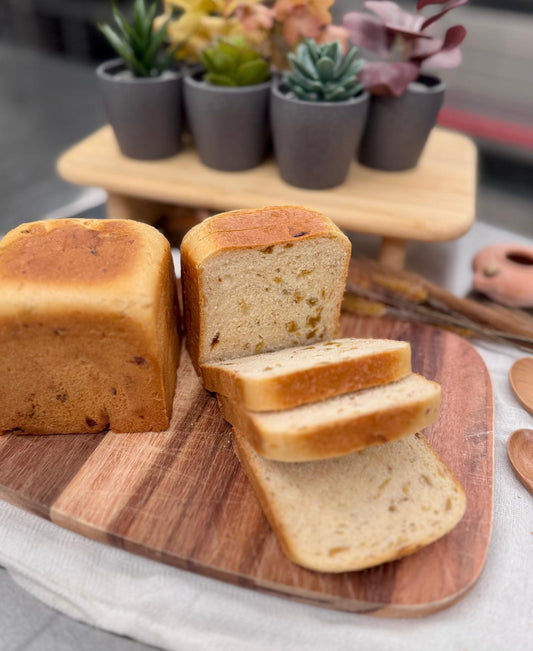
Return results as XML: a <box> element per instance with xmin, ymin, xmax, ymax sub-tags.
<box><xmin>283</xmin><ymin>39</ymin><xmax>364</xmax><ymax>102</ymax></box>
<box><xmin>98</xmin><ymin>0</ymin><xmax>181</xmax><ymax>77</ymax></box>
<box><xmin>344</xmin><ymin>0</ymin><xmax>468</xmax><ymax>96</ymax></box>
<box><xmin>200</xmin><ymin>38</ymin><xmax>270</xmax><ymax>86</ymax></box>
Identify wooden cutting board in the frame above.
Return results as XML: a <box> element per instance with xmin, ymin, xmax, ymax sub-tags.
<box><xmin>0</xmin><ymin>315</ymin><xmax>493</xmax><ymax>617</ymax></box>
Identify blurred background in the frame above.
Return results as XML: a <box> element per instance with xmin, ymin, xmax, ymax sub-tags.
<box><xmin>0</xmin><ymin>0</ymin><xmax>532</xmax><ymax>236</ymax></box>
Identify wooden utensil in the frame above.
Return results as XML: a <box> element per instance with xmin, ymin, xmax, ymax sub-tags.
<box><xmin>509</xmin><ymin>358</ymin><xmax>533</xmax><ymax>416</ymax></box>
<box><xmin>507</xmin><ymin>429</ymin><xmax>533</xmax><ymax>495</ymax></box>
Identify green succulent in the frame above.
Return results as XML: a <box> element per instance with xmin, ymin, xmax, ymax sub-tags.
<box><xmin>98</xmin><ymin>0</ymin><xmax>181</xmax><ymax>77</ymax></box>
<box><xmin>201</xmin><ymin>38</ymin><xmax>270</xmax><ymax>87</ymax></box>
<box><xmin>284</xmin><ymin>39</ymin><xmax>365</xmax><ymax>102</ymax></box>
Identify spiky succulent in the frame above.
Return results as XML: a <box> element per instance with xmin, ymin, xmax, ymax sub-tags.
<box><xmin>98</xmin><ymin>0</ymin><xmax>180</xmax><ymax>77</ymax></box>
<box><xmin>284</xmin><ymin>39</ymin><xmax>365</xmax><ymax>102</ymax></box>
<box><xmin>201</xmin><ymin>38</ymin><xmax>270</xmax><ymax>87</ymax></box>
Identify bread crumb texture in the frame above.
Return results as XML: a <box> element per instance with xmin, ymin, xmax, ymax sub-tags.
<box><xmin>0</xmin><ymin>219</ymin><xmax>180</xmax><ymax>434</ymax></box>
<box><xmin>234</xmin><ymin>431</ymin><xmax>466</xmax><ymax>573</ymax></box>
<box><xmin>202</xmin><ymin>239</ymin><xmax>344</xmax><ymax>359</ymax></box>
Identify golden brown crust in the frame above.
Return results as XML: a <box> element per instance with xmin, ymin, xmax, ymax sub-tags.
<box><xmin>181</xmin><ymin>205</ymin><xmax>348</xmax><ymax>267</ymax></box>
<box><xmin>180</xmin><ymin>245</ymin><xmax>203</xmax><ymax>377</ymax></box>
<box><xmin>0</xmin><ymin>219</ymin><xmax>146</xmax><ymax>285</ymax></box>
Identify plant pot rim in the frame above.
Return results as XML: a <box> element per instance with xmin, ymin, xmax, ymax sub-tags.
<box><xmin>272</xmin><ymin>79</ymin><xmax>369</xmax><ymax>107</ymax></box>
<box><xmin>184</xmin><ymin>72</ymin><xmax>271</xmax><ymax>94</ymax></box>
<box><xmin>96</xmin><ymin>58</ymin><xmax>182</xmax><ymax>84</ymax></box>
<box><xmin>405</xmin><ymin>74</ymin><xmax>446</xmax><ymax>95</ymax></box>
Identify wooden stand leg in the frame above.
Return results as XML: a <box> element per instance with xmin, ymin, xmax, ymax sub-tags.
<box><xmin>106</xmin><ymin>192</ymin><xmax>211</xmax><ymax>246</ymax></box>
<box><xmin>379</xmin><ymin>237</ymin><xmax>407</xmax><ymax>270</ymax></box>
<box><xmin>106</xmin><ymin>193</ymin><xmax>163</xmax><ymax>224</ymax></box>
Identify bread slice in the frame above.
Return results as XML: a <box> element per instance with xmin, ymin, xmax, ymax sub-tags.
<box><xmin>0</xmin><ymin>219</ymin><xmax>180</xmax><ymax>434</ymax></box>
<box><xmin>180</xmin><ymin>205</ymin><xmax>351</xmax><ymax>375</ymax></box>
<box><xmin>233</xmin><ymin>429</ymin><xmax>466</xmax><ymax>573</ymax></box>
<box><xmin>218</xmin><ymin>373</ymin><xmax>441</xmax><ymax>461</ymax></box>
<box><xmin>202</xmin><ymin>338</ymin><xmax>411</xmax><ymax>411</ymax></box>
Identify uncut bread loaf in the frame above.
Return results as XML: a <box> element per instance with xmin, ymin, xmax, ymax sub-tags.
<box><xmin>233</xmin><ymin>429</ymin><xmax>466</xmax><ymax>573</ymax></box>
<box><xmin>202</xmin><ymin>338</ymin><xmax>411</xmax><ymax>411</ymax></box>
<box><xmin>0</xmin><ymin>219</ymin><xmax>180</xmax><ymax>434</ymax></box>
<box><xmin>180</xmin><ymin>205</ymin><xmax>351</xmax><ymax>376</ymax></box>
<box><xmin>219</xmin><ymin>373</ymin><xmax>441</xmax><ymax>461</ymax></box>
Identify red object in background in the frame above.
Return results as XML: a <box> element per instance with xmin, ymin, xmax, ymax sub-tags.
<box><xmin>438</xmin><ymin>106</ymin><xmax>533</xmax><ymax>150</ymax></box>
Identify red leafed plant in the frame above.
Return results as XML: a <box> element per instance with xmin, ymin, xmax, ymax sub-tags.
<box><xmin>343</xmin><ymin>0</ymin><xmax>467</xmax><ymax>96</ymax></box>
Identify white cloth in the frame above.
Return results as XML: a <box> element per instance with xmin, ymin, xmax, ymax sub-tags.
<box><xmin>1</xmin><ymin>220</ymin><xmax>532</xmax><ymax>650</ymax></box>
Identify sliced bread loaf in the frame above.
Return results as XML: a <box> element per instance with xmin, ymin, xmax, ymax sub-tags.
<box><xmin>202</xmin><ymin>338</ymin><xmax>411</xmax><ymax>411</ymax></box>
<box><xmin>218</xmin><ymin>373</ymin><xmax>441</xmax><ymax>462</ymax></box>
<box><xmin>180</xmin><ymin>205</ymin><xmax>351</xmax><ymax>375</ymax></box>
<box><xmin>233</xmin><ymin>429</ymin><xmax>466</xmax><ymax>573</ymax></box>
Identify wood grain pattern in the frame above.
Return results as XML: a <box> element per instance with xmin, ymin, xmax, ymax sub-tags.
<box><xmin>57</xmin><ymin>127</ymin><xmax>476</xmax><ymax>243</ymax></box>
<box><xmin>0</xmin><ymin>315</ymin><xmax>493</xmax><ymax>616</ymax></box>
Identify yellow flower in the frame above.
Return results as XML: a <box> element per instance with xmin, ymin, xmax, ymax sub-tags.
<box><xmin>165</xmin><ymin>0</ymin><xmax>217</xmax><ymax>13</ymax></box>
<box><xmin>178</xmin><ymin>16</ymin><xmax>245</xmax><ymax>60</ymax></box>
<box><xmin>162</xmin><ymin>0</ymin><xmax>271</xmax><ymax>61</ymax></box>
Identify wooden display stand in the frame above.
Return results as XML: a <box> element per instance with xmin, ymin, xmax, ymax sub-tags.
<box><xmin>57</xmin><ymin>126</ymin><xmax>477</xmax><ymax>269</ymax></box>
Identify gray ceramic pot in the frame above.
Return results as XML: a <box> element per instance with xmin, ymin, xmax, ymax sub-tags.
<box><xmin>97</xmin><ymin>58</ymin><xmax>182</xmax><ymax>160</ymax></box>
<box><xmin>271</xmin><ymin>81</ymin><xmax>370</xmax><ymax>189</ymax></box>
<box><xmin>184</xmin><ymin>73</ymin><xmax>271</xmax><ymax>172</ymax></box>
<box><xmin>358</xmin><ymin>75</ymin><xmax>445</xmax><ymax>171</ymax></box>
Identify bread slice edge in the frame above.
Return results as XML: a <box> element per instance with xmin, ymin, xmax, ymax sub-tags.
<box><xmin>202</xmin><ymin>340</ymin><xmax>412</xmax><ymax>411</ymax></box>
<box><xmin>219</xmin><ymin>374</ymin><xmax>441</xmax><ymax>462</ymax></box>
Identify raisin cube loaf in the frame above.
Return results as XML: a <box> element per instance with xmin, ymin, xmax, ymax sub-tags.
<box><xmin>0</xmin><ymin>219</ymin><xmax>180</xmax><ymax>434</ymax></box>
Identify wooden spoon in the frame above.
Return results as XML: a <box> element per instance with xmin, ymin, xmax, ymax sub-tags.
<box><xmin>509</xmin><ymin>357</ymin><xmax>533</xmax><ymax>416</ymax></box>
<box><xmin>507</xmin><ymin>429</ymin><xmax>533</xmax><ymax>495</ymax></box>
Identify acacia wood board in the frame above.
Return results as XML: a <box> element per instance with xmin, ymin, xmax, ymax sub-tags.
<box><xmin>0</xmin><ymin>315</ymin><xmax>493</xmax><ymax>617</ymax></box>
<box><xmin>57</xmin><ymin>126</ymin><xmax>477</xmax><ymax>242</ymax></box>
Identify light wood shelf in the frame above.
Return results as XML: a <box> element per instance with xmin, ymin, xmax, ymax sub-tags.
<box><xmin>57</xmin><ymin>126</ymin><xmax>477</xmax><ymax>269</ymax></box>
